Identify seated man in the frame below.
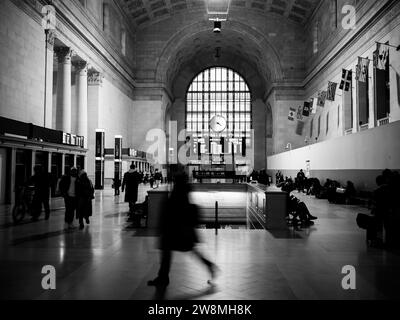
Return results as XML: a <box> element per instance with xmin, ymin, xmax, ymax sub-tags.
<box><xmin>287</xmin><ymin>195</ymin><xmax>318</xmax><ymax>226</ymax></box>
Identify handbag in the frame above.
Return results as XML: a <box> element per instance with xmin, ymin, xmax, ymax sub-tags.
<box><xmin>356</xmin><ymin>213</ymin><xmax>372</xmax><ymax>230</ymax></box>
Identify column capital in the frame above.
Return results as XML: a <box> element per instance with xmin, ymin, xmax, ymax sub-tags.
<box><xmin>73</xmin><ymin>61</ymin><xmax>88</xmax><ymax>74</ymax></box>
<box><xmin>55</xmin><ymin>47</ymin><xmax>73</xmax><ymax>64</ymax></box>
<box><xmin>88</xmin><ymin>68</ymin><xmax>104</xmax><ymax>85</ymax></box>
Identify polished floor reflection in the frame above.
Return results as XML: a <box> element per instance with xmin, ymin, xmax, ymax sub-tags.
<box><xmin>1</xmin><ymin>185</ymin><xmax>400</xmax><ymax>300</ymax></box>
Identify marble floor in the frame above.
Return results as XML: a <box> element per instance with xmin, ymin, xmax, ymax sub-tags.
<box><xmin>0</xmin><ymin>184</ymin><xmax>400</xmax><ymax>300</ymax></box>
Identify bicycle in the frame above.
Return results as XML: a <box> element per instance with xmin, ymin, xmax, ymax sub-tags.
<box><xmin>12</xmin><ymin>185</ymin><xmax>35</xmax><ymax>224</ymax></box>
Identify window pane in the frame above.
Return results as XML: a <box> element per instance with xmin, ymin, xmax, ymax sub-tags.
<box><xmin>186</xmin><ymin>67</ymin><xmax>252</xmax><ymax>139</ymax></box>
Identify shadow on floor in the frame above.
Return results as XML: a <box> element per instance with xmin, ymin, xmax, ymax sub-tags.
<box><xmin>268</xmin><ymin>229</ymin><xmax>303</xmax><ymax>239</ymax></box>
<box><xmin>152</xmin><ymin>284</ymin><xmax>218</xmax><ymax>300</ymax></box>
<box><xmin>11</xmin><ymin>228</ymin><xmax>74</xmax><ymax>246</ymax></box>
<box><xmin>0</xmin><ymin>210</ymin><xmax>63</xmax><ymax>230</ymax></box>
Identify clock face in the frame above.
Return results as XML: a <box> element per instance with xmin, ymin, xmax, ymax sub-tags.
<box><xmin>210</xmin><ymin>115</ymin><xmax>227</xmax><ymax>133</ymax></box>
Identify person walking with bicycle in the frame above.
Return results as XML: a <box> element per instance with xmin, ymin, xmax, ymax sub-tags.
<box><xmin>29</xmin><ymin>165</ymin><xmax>51</xmax><ymax>221</ymax></box>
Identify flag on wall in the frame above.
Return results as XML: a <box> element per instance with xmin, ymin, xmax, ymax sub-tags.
<box><xmin>288</xmin><ymin>107</ymin><xmax>296</xmax><ymax>121</ymax></box>
<box><xmin>312</xmin><ymin>98</ymin><xmax>318</xmax><ymax>114</ymax></box>
<box><xmin>326</xmin><ymin>82</ymin><xmax>337</xmax><ymax>101</ymax></box>
<box><xmin>296</xmin><ymin>121</ymin><xmax>305</xmax><ymax>136</ymax></box>
<box><xmin>374</xmin><ymin>43</ymin><xmax>389</xmax><ymax>70</ymax></box>
<box><xmin>302</xmin><ymin>101</ymin><xmax>311</xmax><ymax>117</ymax></box>
<box><xmin>317</xmin><ymin>91</ymin><xmax>327</xmax><ymax>107</ymax></box>
<box><xmin>356</xmin><ymin>57</ymin><xmax>370</xmax><ymax>82</ymax></box>
<box><xmin>297</xmin><ymin>106</ymin><xmax>303</xmax><ymax>120</ymax></box>
<box><xmin>339</xmin><ymin>69</ymin><xmax>352</xmax><ymax>91</ymax></box>
<box><xmin>397</xmin><ymin>72</ymin><xmax>400</xmax><ymax>107</ymax></box>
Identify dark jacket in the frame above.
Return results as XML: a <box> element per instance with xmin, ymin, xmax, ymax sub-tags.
<box><xmin>159</xmin><ymin>192</ymin><xmax>200</xmax><ymax>252</ymax></box>
<box><xmin>76</xmin><ymin>176</ymin><xmax>94</xmax><ymax>218</ymax></box>
<box><xmin>122</xmin><ymin>170</ymin><xmax>141</xmax><ymax>203</ymax></box>
<box><xmin>28</xmin><ymin>172</ymin><xmax>50</xmax><ymax>198</ymax></box>
<box><xmin>59</xmin><ymin>175</ymin><xmax>77</xmax><ymax>197</ymax></box>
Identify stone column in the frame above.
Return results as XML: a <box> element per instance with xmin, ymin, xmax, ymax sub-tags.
<box><xmin>74</xmin><ymin>61</ymin><xmax>88</xmax><ymax>147</ymax></box>
<box><xmin>55</xmin><ymin>47</ymin><xmax>73</xmax><ymax>133</ymax></box>
<box><xmin>87</xmin><ymin>69</ymin><xmax>104</xmax><ymax>180</ymax></box>
<box><xmin>44</xmin><ymin>30</ymin><xmax>55</xmax><ymax>128</ymax></box>
<box><xmin>31</xmin><ymin>150</ymin><xmax>36</xmax><ymax>176</ymax></box>
<box><xmin>10</xmin><ymin>148</ymin><xmax>16</xmax><ymax>205</ymax></box>
<box><xmin>47</xmin><ymin>152</ymin><xmax>52</xmax><ymax>173</ymax></box>
<box><xmin>61</xmin><ymin>153</ymin><xmax>66</xmax><ymax>175</ymax></box>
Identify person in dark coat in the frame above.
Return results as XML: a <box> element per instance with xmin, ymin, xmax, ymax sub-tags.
<box><xmin>122</xmin><ymin>164</ymin><xmax>141</xmax><ymax>218</ymax></box>
<box><xmin>76</xmin><ymin>170</ymin><xmax>94</xmax><ymax>230</ymax></box>
<box><xmin>29</xmin><ymin>165</ymin><xmax>51</xmax><ymax>221</ymax></box>
<box><xmin>147</xmin><ymin>173</ymin><xmax>219</xmax><ymax>287</ymax></box>
<box><xmin>59</xmin><ymin>167</ymin><xmax>79</xmax><ymax>229</ymax></box>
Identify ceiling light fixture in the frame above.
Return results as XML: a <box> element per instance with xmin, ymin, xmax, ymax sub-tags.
<box><xmin>213</xmin><ymin>21</ymin><xmax>222</xmax><ymax>33</ymax></box>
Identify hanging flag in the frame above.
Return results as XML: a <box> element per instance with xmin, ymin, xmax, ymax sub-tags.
<box><xmin>326</xmin><ymin>82</ymin><xmax>337</xmax><ymax>101</ymax></box>
<box><xmin>302</xmin><ymin>101</ymin><xmax>311</xmax><ymax>117</ymax></box>
<box><xmin>296</xmin><ymin>121</ymin><xmax>305</xmax><ymax>136</ymax></box>
<box><xmin>356</xmin><ymin>57</ymin><xmax>370</xmax><ymax>82</ymax></box>
<box><xmin>312</xmin><ymin>98</ymin><xmax>318</xmax><ymax>114</ymax></box>
<box><xmin>339</xmin><ymin>69</ymin><xmax>352</xmax><ymax>91</ymax></box>
<box><xmin>288</xmin><ymin>107</ymin><xmax>296</xmax><ymax>121</ymax></box>
<box><xmin>297</xmin><ymin>106</ymin><xmax>303</xmax><ymax>120</ymax></box>
<box><xmin>374</xmin><ymin>43</ymin><xmax>389</xmax><ymax>70</ymax></box>
<box><xmin>397</xmin><ymin>72</ymin><xmax>400</xmax><ymax>107</ymax></box>
<box><xmin>317</xmin><ymin>91</ymin><xmax>327</xmax><ymax>107</ymax></box>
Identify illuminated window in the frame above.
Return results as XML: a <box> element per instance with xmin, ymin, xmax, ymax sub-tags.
<box><xmin>186</xmin><ymin>67</ymin><xmax>252</xmax><ymax>139</ymax></box>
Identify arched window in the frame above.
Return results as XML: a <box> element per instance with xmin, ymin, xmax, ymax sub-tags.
<box><xmin>186</xmin><ymin>67</ymin><xmax>252</xmax><ymax>139</ymax></box>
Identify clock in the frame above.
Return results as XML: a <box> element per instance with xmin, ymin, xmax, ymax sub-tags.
<box><xmin>210</xmin><ymin>115</ymin><xmax>227</xmax><ymax>133</ymax></box>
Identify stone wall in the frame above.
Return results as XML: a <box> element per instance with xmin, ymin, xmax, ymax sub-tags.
<box><xmin>0</xmin><ymin>0</ymin><xmax>45</xmax><ymax>126</ymax></box>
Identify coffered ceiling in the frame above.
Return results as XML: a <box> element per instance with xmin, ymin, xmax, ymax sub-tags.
<box><xmin>118</xmin><ymin>0</ymin><xmax>320</xmax><ymax>29</ymax></box>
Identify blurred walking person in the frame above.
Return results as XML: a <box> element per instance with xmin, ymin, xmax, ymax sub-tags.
<box><xmin>148</xmin><ymin>173</ymin><xmax>219</xmax><ymax>287</ymax></box>
<box><xmin>76</xmin><ymin>171</ymin><xmax>95</xmax><ymax>230</ymax></box>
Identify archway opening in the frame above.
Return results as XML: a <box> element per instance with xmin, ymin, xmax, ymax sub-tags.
<box><xmin>184</xmin><ymin>67</ymin><xmax>254</xmax><ymax>175</ymax></box>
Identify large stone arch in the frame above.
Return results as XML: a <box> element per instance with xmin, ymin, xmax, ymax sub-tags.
<box><xmin>154</xmin><ymin>19</ymin><xmax>284</xmax><ymax>93</ymax></box>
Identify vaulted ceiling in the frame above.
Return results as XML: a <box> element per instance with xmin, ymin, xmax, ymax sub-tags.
<box><xmin>118</xmin><ymin>0</ymin><xmax>320</xmax><ymax>96</ymax></box>
<box><xmin>119</xmin><ymin>0</ymin><xmax>320</xmax><ymax>29</ymax></box>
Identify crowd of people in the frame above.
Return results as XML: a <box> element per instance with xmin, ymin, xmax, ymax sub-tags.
<box><xmin>23</xmin><ymin>161</ymin><xmax>165</xmax><ymax>230</ymax></box>
<box><xmin>114</xmin><ymin>168</ymin><xmax>165</xmax><ymax>193</ymax></box>
<box><xmin>276</xmin><ymin>170</ymin><xmax>357</xmax><ymax>205</ymax></box>
<box><xmin>26</xmin><ymin>166</ymin><xmax>94</xmax><ymax>230</ymax></box>
<box><xmin>249</xmin><ymin>169</ymin><xmax>271</xmax><ymax>186</ymax></box>
<box><xmin>276</xmin><ymin>168</ymin><xmax>400</xmax><ymax>248</ymax></box>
